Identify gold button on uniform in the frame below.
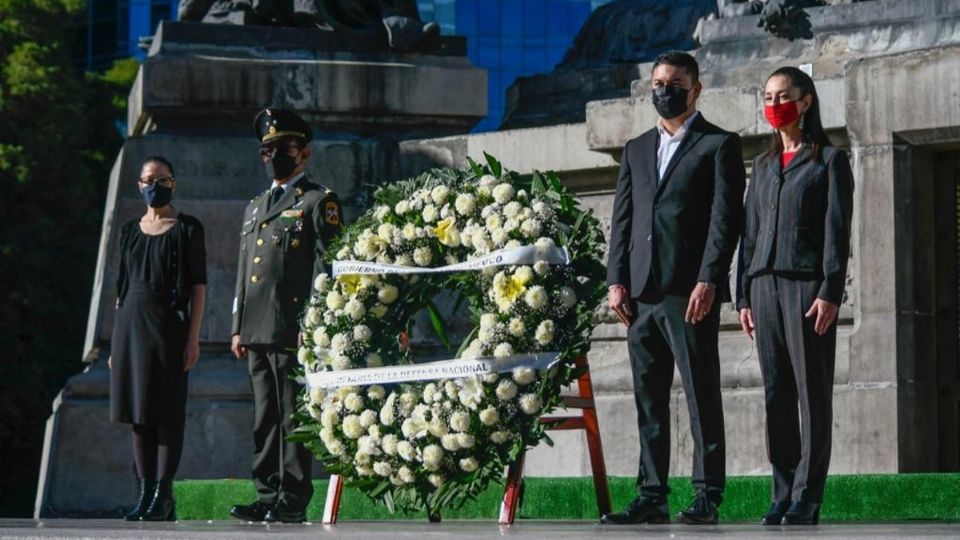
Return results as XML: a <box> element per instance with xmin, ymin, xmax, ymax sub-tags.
<box><xmin>291</xmin><ymin>239</ymin><xmax>300</xmax><ymax>248</ymax></box>
<box><xmin>254</xmin><ymin>256</ymin><xmax>262</xmax><ymax>264</ymax></box>
<box><xmin>260</xmin><ymin>222</ymin><xmax>268</xmax><ymax>229</ymax></box>
<box><xmin>257</xmin><ymin>238</ymin><xmax>264</xmax><ymax>246</ymax></box>
<box><xmin>251</xmin><ymin>275</ymin><xmax>259</xmax><ymax>283</ymax></box>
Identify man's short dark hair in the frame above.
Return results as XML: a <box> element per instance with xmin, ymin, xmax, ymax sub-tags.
<box><xmin>652</xmin><ymin>50</ymin><xmax>699</xmax><ymax>85</ymax></box>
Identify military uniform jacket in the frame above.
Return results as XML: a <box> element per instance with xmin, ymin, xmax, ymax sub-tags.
<box><xmin>232</xmin><ymin>176</ymin><xmax>343</xmax><ymax>347</ymax></box>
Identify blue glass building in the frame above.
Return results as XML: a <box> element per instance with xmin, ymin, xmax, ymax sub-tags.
<box><xmin>78</xmin><ymin>0</ymin><xmax>613</xmax><ymax>131</ymax></box>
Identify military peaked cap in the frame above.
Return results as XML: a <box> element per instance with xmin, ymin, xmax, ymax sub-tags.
<box><xmin>254</xmin><ymin>108</ymin><xmax>313</xmax><ymax>145</ymax></box>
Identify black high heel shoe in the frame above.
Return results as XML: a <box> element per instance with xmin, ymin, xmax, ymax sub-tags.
<box><xmin>781</xmin><ymin>501</ymin><xmax>821</xmax><ymax>525</ymax></box>
<box><xmin>141</xmin><ymin>478</ymin><xmax>176</xmax><ymax>521</ymax></box>
<box><xmin>761</xmin><ymin>501</ymin><xmax>791</xmax><ymax>526</ymax></box>
<box><xmin>123</xmin><ymin>479</ymin><xmax>157</xmax><ymax>521</ymax></box>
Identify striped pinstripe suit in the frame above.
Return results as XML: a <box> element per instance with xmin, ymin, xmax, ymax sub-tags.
<box><xmin>736</xmin><ymin>145</ymin><xmax>854</xmax><ymax>504</ymax></box>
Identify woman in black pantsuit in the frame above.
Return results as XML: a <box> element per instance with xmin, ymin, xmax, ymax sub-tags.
<box><xmin>110</xmin><ymin>156</ymin><xmax>206</xmax><ymax>521</ymax></box>
<box><xmin>736</xmin><ymin>67</ymin><xmax>854</xmax><ymax>526</ymax></box>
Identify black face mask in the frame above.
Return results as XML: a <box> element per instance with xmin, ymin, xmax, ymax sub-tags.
<box><xmin>651</xmin><ymin>85</ymin><xmax>690</xmax><ymax>120</ymax></box>
<box><xmin>141</xmin><ymin>183</ymin><xmax>173</xmax><ymax>208</ymax></box>
<box><xmin>265</xmin><ymin>152</ymin><xmax>300</xmax><ymax>181</ymax></box>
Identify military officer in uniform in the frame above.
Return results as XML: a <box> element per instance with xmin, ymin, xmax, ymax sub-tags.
<box><xmin>229</xmin><ymin>108</ymin><xmax>343</xmax><ymax>523</ymax></box>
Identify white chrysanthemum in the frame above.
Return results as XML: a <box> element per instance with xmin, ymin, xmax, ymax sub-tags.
<box><xmin>512</xmin><ymin>367</ymin><xmax>537</xmax><ymax>386</ymax></box>
<box><xmin>431</xmin><ymin>185</ymin><xmax>451</xmax><ymax>205</ymax></box>
<box><xmin>494</xmin><ymin>342</ymin><xmax>514</xmax><ymax>358</ymax></box>
<box><xmin>380</xmin><ymin>401</ymin><xmax>396</xmax><ymax>426</ymax></box>
<box><xmin>331</xmin><ymin>353</ymin><xmax>351</xmax><ymax>371</ymax></box>
<box><xmin>325</xmin><ymin>291</ymin><xmax>344</xmax><ymax>310</ymax></box>
<box><xmin>395</xmin><ymin>200</ymin><xmax>410</xmax><ymax>215</ymax></box>
<box><xmin>314</xmin><ymin>273</ymin><xmax>330</xmax><ymax>292</ymax></box>
<box><xmin>422</xmin><ymin>383</ymin><xmax>438</xmax><ymax>404</ymax></box>
<box><xmin>326</xmin><ymin>439</ymin><xmax>344</xmax><ymax>456</ymax></box>
<box><xmin>483</xmin><ymin>372</ymin><xmax>499</xmax><ymax>383</ymax></box>
<box><xmin>479</xmin><ymin>407</ymin><xmax>499</xmax><ymax>426</ymax></box>
<box><xmin>532</xmin><ymin>200</ymin><xmax>553</xmax><ymax>218</ymax></box>
<box><xmin>353</xmin><ymin>324</ymin><xmax>372</xmax><ymax>342</ymax></box>
<box><xmin>309</xmin><ymin>387</ymin><xmax>326</xmax><ymax>405</ymax></box>
<box><xmin>378</xmin><ymin>285</ymin><xmax>399</xmax><ymax>304</ymax></box>
<box><xmin>401</xmin><ymin>417</ymin><xmax>429</xmax><ymax>440</ymax></box>
<box><xmin>535</xmin><ymin>319</ymin><xmax>555</xmax><ymax>346</ymax></box>
<box><xmin>519</xmin><ymin>394</ymin><xmax>542</xmax><ymax>415</ymax></box>
<box><xmin>330</xmin><ymin>333</ymin><xmax>351</xmax><ymax>352</ymax></box>
<box><xmin>525</xmin><ymin>286</ymin><xmax>548</xmax><ymax>310</ymax></box>
<box><xmin>535</xmin><ymin>236</ymin><xmax>556</xmax><ymax>251</ymax></box>
<box><xmin>306</xmin><ymin>307</ymin><xmax>322</xmax><ymax>326</ymax></box>
<box><xmin>366</xmin><ymin>352</ymin><xmax>383</xmax><ymax>367</ymax></box>
<box><xmin>321</xmin><ymin>409</ymin><xmax>340</xmax><ymax>428</ymax></box>
<box><xmin>533</xmin><ymin>260</ymin><xmax>550</xmax><ymax>276</ymax></box>
<box><xmin>357</xmin><ymin>435</ymin><xmax>380</xmax><ymax>457</ymax></box>
<box><xmin>429</xmin><ymin>474</ymin><xmax>445</xmax><ymax>488</ymax></box>
<box><xmin>478</xmin><ymin>325</ymin><xmax>496</xmax><ymax>345</ymax></box>
<box><xmin>444</xmin><ymin>381</ymin><xmax>459</xmax><ymax>400</ymax></box>
<box><xmin>413</xmin><ymin>247</ymin><xmax>433</xmax><ymax>267</ymax></box>
<box><xmin>450</xmin><ymin>411</ymin><xmax>471</xmax><ymax>432</ymax></box>
<box><xmin>480</xmin><ymin>313</ymin><xmax>498</xmax><ymax>329</ymax></box>
<box><xmin>398</xmin><ymin>392</ymin><xmax>417</xmax><ymax>416</ymax></box>
<box><xmin>491</xmin><ymin>229</ymin><xmax>509</xmax><ymax>247</ymax></box>
<box><xmin>344</xmin><ymin>393</ymin><xmax>364</xmax><ymax>413</ymax></box>
<box><xmin>441</xmin><ymin>433</ymin><xmax>460</xmax><ymax>451</ymax></box>
<box><xmin>459</xmin><ymin>457</ymin><xmax>479</xmax><ymax>473</ymax></box>
<box><xmin>342</xmin><ymin>415</ymin><xmax>364</xmax><ymax>438</ymax></box>
<box><xmin>520</xmin><ymin>218</ymin><xmax>542</xmax><ymax>238</ymax></box>
<box><xmin>397</xmin><ymin>440</ymin><xmax>416</xmax><ymax>462</ymax></box>
<box><xmin>360</xmin><ymin>409</ymin><xmax>378</xmax><ymax>428</ymax></box>
<box><xmin>381</xmin><ymin>434</ymin><xmax>398</xmax><ymax>455</ymax></box>
<box><xmin>455</xmin><ymin>193</ymin><xmax>476</xmax><ymax>215</ymax></box>
<box><xmin>336</xmin><ymin>247</ymin><xmax>351</xmax><ymax>260</ymax></box>
<box><xmin>356</xmin><ymin>464</ymin><xmax>374</xmax><ymax>476</ymax></box>
<box><xmin>479</xmin><ymin>174</ymin><xmax>497</xmax><ymax>187</ymax></box>
<box><xmin>373</xmin><ymin>461</ymin><xmax>393</xmax><ymax>477</ymax></box>
<box><xmin>485</xmin><ymin>213</ymin><xmax>502</xmax><ymax>231</ymax></box>
<box><xmin>428</xmin><ymin>417</ymin><xmax>448</xmax><ymax>438</ymax></box>
<box><xmin>503</xmin><ymin>201</ymin><xmax>522</xmax><ymax>218</ymax></box>
<box><xmin>398</xmin><ymin>465</ymin><xmax>415</xmax><ymax>484</ymax></box>
<box><xmin>490</xmin><ymin>431</ymin><xmax>510</xmax><ymax>444</ymax></box>
<box><xmin>559</xmin><ymin>286</ymin><xmax>577</xmax><ymax>309</ymax></box>
<box><xmin>456</xmin><ymin>433</ymin><xmax>476</xmax><ymax>449</ymax></box>
<box><xmin>374</xmin><ymin>204</ymin><xmax>391</xmax><ymax>221</ymax></box>
<box><xmin>395</xmin><ymin>254</ymin><xmax>414</xmax><ymax>266</ymax></box>
<box><xmin>423</xmin><ymin>204</ymin><xmax>439</xmax><ymax>223</ymax></box>
<box><xmin>320</xmin><ymin>427</ymin><xmax>336</xmax><ymax>444</ymax></box>
<box><xmin>368</xmin><ymin>424</ymin><xmax>381</xmax><ymax>439</ymax></box>
<box><xmin>496</xmin><ymin>379</ymin><xmax>518</xmax><ymax>401</ymax></box>
<box><xmin>367</xmin><ymin>385</ymin><xmax>386</xmax><ymax>401</ymax></box>
<box><xmin>423</xmin><ymin>444</ymin><xmax>444</xmax><ymax>471</ymax></box>
<box><xmin>508</xmin><ymin>318</ymin><xmax>525</xmax><ymax>337</ymax></box>
<box><xmin>377</xmin><ymin>222</ymin><xmax>396</xmax><ymax>242</ymax></box>
<box><xmin>512</xmin><ymin>266</ymin><xmax>533</xmax><ymax>285</ymax></box>
<box><xmin>492</xmin><ymin>183</ymin><xmax>515</xmax><ymax>204</ymax></box>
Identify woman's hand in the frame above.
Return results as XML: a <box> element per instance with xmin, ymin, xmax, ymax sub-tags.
<box><xmin>805</xmin><ymin>298</ymin><xmax>839</xmax><ymax>335</ymax></box>
<box><xmin>183</xmin><ymin>339</ymin><xmax>200</xmax><ymax>372</ymax></box>
<box><xmin>739</xmin><ymin>308</ymin><xmax>755</xmax><ymax>339</ymax></box>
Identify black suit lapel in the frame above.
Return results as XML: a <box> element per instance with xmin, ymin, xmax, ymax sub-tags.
<box><xmin>656</xmin><ymin>116</ymin><xmax>706</xmax><ymax>198</ymax></box>
<box><xmin>640</xmin><ymin>129</ymin><xmax>659</xmax><ymax>193</ymax></box>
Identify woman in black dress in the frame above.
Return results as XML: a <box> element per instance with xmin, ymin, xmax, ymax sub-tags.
<box><xmin>736</xmin><ymin>68</ymin><xmax>854</xmax><ymax>526</ymax></box>
<box><xmin>110</xmin><ymin>156</ymin><xmax>206</xmax><ymax>521</ymax></box>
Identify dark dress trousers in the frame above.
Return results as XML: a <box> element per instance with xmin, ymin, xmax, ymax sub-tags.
<box><xmin>607</xmin><ymin>114</ymin><xmax>746</xmax><ymax>503</ymax></box>
<box><xmin>736</xmin><ymin>146</ymin><xmax>854</xmax><ymax>504</ymax></box>
<box><xmin>233</xmin><ymin>176</ymin><xmax>343</xmax><ymax>511</ymax></box>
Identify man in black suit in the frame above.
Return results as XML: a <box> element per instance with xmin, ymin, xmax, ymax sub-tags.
<box><xmin>602</xmin><ymin>51</ymin><xmax>745</xmax><ymax>525</ymax></box>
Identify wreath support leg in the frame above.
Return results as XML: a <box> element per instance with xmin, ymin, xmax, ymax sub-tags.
<box><xmin>498</xmin><ymin>355</ymin><xmax>611</xmax><ymax>525</ymax></box>
<box><xmin>322</xmin><ymin>474</ymin><xmax>344</xmax><ymax>524</ymax></box>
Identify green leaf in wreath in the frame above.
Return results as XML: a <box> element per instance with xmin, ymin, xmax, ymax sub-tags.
<box><xmin>483</xmin><ymin>151</ymin><xmax>502</xmax><ymax>178</ymax></box>
<box><xmin>426</xmin><ymin>299</ymin><xmax>453</xmax><ymax>353</ymax></box>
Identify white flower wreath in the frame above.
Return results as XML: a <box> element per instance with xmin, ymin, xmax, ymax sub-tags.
<box><xmin>292</xmin><ymin>154</ymin><xmax>606</xmax><ymax>516</ymax></box>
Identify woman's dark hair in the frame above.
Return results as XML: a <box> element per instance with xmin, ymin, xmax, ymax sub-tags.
<box><xmin>764</xmin><ymin>66</ymin><xmax>831</xmax><ymax>163</ymax></box>
<box><xmin>143</xmin><ymin>155</ymin><xmax>175</xmax><ymax>177</ymax></box>
<box><xmin>652</xmin><ymin>50</ymin><xmax>699</xmax><ymax>85</ymax></box>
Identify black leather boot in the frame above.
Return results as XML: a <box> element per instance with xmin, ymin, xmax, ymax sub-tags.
<box><xmin>761</xmin><ymin>501</ymin><xmax>791</xmax><ymax>525</ymax></box>
<box><xmin>124</xmin><ymin>479</ymin><xmax>157</xmax><ymax>521</ymax></box>
<box><xmin>141</xmin><ymin>478</ymin><xmax>176</xmax><ymax>521</ymax></box>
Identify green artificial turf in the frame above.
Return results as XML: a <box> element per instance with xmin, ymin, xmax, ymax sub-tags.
<box><xmin>174</xmin><ymin>474</ymin><xmax>960</xmax><ymax>522</ymax></box>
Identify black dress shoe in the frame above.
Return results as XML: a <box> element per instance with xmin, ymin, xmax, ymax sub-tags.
<box><xmin>761</xmin><ymin>501</ymin><xmax>791</xmax><ymax>525</ymax></box>
<box><xmin>600</xmin><ymin>496</ymin><xmax>670</xmax><ymax>524</ymax></box>
<box><xmin>230</xmin><ymin>501</ymin><xmax>272</xmax><ymax>522</ymax></box>
<box><xmin>677</xmin><ymin>491</ymin><xmax>719</xmax><ymax>525</ymax></box>
<box><xmin>264</xmin><ymin>502</ymin><xmax>307</xmax><ymax>523</ymax></box>
<box><xmin>781</xmin><ymin>501</ymin><xmax>821</xmax><ymax>525</ymax></box>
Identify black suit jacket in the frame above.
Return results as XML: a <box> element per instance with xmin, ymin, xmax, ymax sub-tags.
<box><xmin>736</xmin><ymin>146</ymin><xmax>854</xmax><ymax>309</ymax></box>
<box><xmin>606</xmin><ymin>114</ymin><xmax>746</xmax><ymax>302</ymax></box>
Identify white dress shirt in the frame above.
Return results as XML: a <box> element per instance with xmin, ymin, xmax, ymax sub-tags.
<box><xmin>656</xmin><ymin>111</ymin><xmax>700</xmax><ymax>181</ymax></box>
<box><xmin>273</xmin><ymin>172</ymin><xmax>304</xmax><ymax>193</ymax></box>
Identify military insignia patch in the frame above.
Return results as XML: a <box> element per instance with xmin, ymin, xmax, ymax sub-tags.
<box><xmin>325</xmin><ymin>201</ymin><xmax>340</xmax><ymax>225</ymax></box>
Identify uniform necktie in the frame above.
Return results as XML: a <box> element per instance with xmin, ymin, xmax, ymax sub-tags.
<box><xmin>267</xmin><ymin>186</ymin><xmax>284</xmax><ymax>211</ymax></box>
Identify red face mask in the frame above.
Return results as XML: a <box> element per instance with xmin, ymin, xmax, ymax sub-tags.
<box><xmin>764</xmin><ymin>100</ymin><xmax>800</xmax><ymax>129</ymax></box>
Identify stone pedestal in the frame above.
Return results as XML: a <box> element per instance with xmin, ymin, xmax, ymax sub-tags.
<box><xmin>35</xmin><ymin>20</ymin><xmax>485</xmax><ymax>518</ymax></box>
